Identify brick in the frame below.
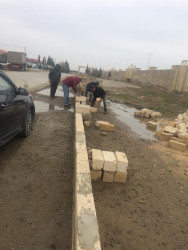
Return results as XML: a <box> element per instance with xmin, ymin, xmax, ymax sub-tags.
<box><xmin>147</xmin><ymin>121</ymin><xmax>157</xmax><ymax>130</ymax></box>
<box><xmin>90</xmin><ymin>107</ymin><xmax>97</xmax><ymax>113</ymax></box>
<box><xmin>102</xmin><ymin>151</ymin><xmax>117</xmax><ymax>172</ymax></box>
<box><xmin>75</xmin><ymin>96</ymin><xmax>86</xmax><ymax>102</ymax></box>
<box><xmin>168</xmin><ymin>140</ymin><xmax>186</xmax><ymax>152</ymax></box>
<box><xmin>115</xmin><ymin>151</ymin><xmax>128</xmax><ymax>172</ymax></box>
<box><xmin>103</xmin><ymin>171</ymin><xmax>115</xmax><ymax>182</ymax></box>
<box><xmin>84</xmin><ymin>121</ymin><xmax>91</xmax><ymax>127</ymax></box>
<box><xmin>82</xmin><ymin>111</ymin><xmax>91</xmax><ymax>121</ymax></box>
<box><xmin>114</xmin><ymin>171</ymin><xmax>127</xmax><ymax>183</ymax></box>
<box><xmin>164</xmin><ymin>126</ymin><xmax>178</xmax><ymax>135</ymax></box>
<box><xmin>92</xmin><ymin>149</ymin><xmax>104</xmax><ymax>170</ymax></box>
<box><xmin>100</xmin><ymin>123</ymin><xmax>115</xmax><ymax>132</ymax></box>
<box><xmin>95</xmin><ymin>121</ymin><xmax>109</xmax><ymax>128</ymax></box>
<box><xmin>90</xmin><ymin>170</ymin><xmax>102</xmax><ymax>181</ymax></box>
<box><xmin>179</xmin><ymin>133</ymin><xmax>188</xmax><ymax>140</ymax></box>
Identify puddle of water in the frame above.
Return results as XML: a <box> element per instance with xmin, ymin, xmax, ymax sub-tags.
<box><xmin>34</xmin><ymin>100</ymin><xmax>74</xmax><ymax>113</ymax></box>
<box><xmin>110</xmin><ymin>102</ymin><xmax>157</xmax><ymax>141</ymax></box>
<box><xmin>37</xmin><ymin>86</ymin><xmax>74</xmax><ymax>97</ymax></box>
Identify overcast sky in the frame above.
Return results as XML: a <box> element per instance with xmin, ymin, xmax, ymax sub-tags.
<box><xmin>1</xmin><ymin>0</ymin><xmax>188</xmax><ymax>70</ymax></box>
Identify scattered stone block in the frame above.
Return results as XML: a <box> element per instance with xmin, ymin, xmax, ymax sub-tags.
<box><xmin>102</xmin><ymin>151</ymin><xmax>117</xmax><ymax>172</ymax></box>
<box><xmin>168</xmin><ymin>140</ymin><xmax>186</xmax><ymax>152</ymax></box>
<box><xmin>103</xmin><ymin>171</ymin><xmax>115</xmax><ymax>182</ymax></box>
<box><xmin>168</xmin><ymin>121</ymin><xmax>176</xmax><ymax>128</ymax></box>
<box><xmin>100</xmin><ymin>123</ymin><xmax>115</xmax><ymax>132</ymax></box>
<box><xmin>164</xmin><ymin>126</ymin><xmax>178</xmax><ymax>135</ymax></box>
<box><xmin>177</xmin><ymin>123</ymin><xmax>186</xmax><ymax>129</ymax></box>
<box><xmin>114</xmin><ymin>171</ymin><xmax>127</xmax><ymax>183</ymax></box>
<box><xmin>147</xmin><ymin>121</ymin><xmax>157</xmax><ymax>130</ymax></box>
<box><xmin>90</xmin><ymin>107</ymin><xmax>97</xmax><ymax>113</ymax></box>
<box><xmin>76</xmin><ymin>103</ymin><xmax>91</xmax><ymax>113</ymax></box>
<box><xmin>134</xmin><ymin>110</ymin><xmax>141</xmax><ymax>117</ymax></box>
<box><xmin>171</xmin><ymin>137</ymin><xmax>184</xmax><ymax>143</ymax></box>
<box><xmin>92</xmin><ymin>149</ymin><xmax>104</xmax><ymax>170</ymax></box>
<box><xmin>178</xmin><ymin>114</ymin><xmax>183</xmax><ymax>121</ymax></box>
<box><xmin>90</xmin><ymin>170</ymin><xmax>102</xmax><ymax>181</ymax></box>
<box><xmin>140</xmin><ymin>108</ymin><xmax>149</xmax><ymax>114</ymax></box>
<box><xmin>115</xmin><ymin>151</ymin><xmax>128</xmax><ymax>172</ymax></box>
<box><xmin>177</xmin><ymin>127</ymin><xmax>187</xmax><ymax>136</ymax></box>
<box><xmin>95</xmin><ymin>120</ymin><xmax>109</xmax><ymax>128</ymax></box>
<box><xmin>179</xmin><ymin>133</ymin><xmax>188</xmax><ymax>140</ymax></box>
<box><xmin>155</xmin><ymin>131</ymin><xmax>173</xmax><ymax>141</ymax></box>
<box><xmin>84</xmin><ymin>121</ymin><xmax>91</xmax><ymax>127</ymax></box>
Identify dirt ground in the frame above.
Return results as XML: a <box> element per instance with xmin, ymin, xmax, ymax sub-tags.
<box><xmin>84</xmin><ymin>80</ymin><xmax>188</xmax><ymax>250</ymax></box>
<box><xmin>0</xmin><ymin>94</ymin><xmax>74</xmax><ymax>249</ymax></box>
<box><xmin>0</xmin><ymin>74</ymin><xmax>188</xmax><ymax>250</ymax></box>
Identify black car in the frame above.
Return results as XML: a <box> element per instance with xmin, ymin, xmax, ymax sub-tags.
<box><xmin>0</xmin><ymin>70</ymin><xmax>35</xmax><ymax>146</ymax></box>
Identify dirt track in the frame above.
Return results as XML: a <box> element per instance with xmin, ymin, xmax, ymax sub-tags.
<box><xmin>0</xmin><ymin>94</ymin><xmax>74</xmax><ymax>249</ymax></box>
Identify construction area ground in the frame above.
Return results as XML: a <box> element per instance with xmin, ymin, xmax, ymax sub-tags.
<box><xmin>0</xmin><ymin>71</ymin><xmax>188</xmax><ymax>249</ymax></box>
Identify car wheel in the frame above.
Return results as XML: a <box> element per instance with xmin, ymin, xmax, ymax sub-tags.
<box><xmin>20</xmin><ymin>109</ymin><xmax>32</xmax><ymax>137</ymax></box>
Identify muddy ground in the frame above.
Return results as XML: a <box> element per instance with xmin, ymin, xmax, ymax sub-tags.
<box><xmin>0</xmin><ymin>93</ymin><xmax>74</xmax><ymax>249</ymax></box>
<box><xmin>84</xmin><ymin>81</ymin><xmax>188</xmax><ymax>250</ymax></box>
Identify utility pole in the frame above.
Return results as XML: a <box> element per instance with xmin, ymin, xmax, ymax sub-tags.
<box><xmin>147</xmin><ymin>53</ymin><xmax>152</xmax><ymax>70</ymax></box>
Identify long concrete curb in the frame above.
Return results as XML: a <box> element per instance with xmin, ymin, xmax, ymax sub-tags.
<box><xmin>73</xmin><ymin>112</ymin><xmax>101</xmax><ymax>250</ymax></box>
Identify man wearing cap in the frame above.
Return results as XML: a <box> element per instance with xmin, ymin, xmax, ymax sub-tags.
<box><xmin>85</xmin><ymin>81</ymin><xmax>99</xmax><ymax>102</ymax></box>
<box><xmin>90</xmin><ymin>85</ymin><xmax>107</xmax><ymax>113</ymax></box>
<box><xmin>48</xmin><ymin>64</ymin><xmax>61</xmax><ymax>99</ymax></box>
<box><xmin>62</xmin><ymin>76</ymin><xmax>81</xmax><ymax>107</ymax></box>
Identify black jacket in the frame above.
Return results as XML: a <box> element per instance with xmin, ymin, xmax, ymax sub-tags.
<box><xmin>85</xmin><ymin>81</ymin><xmax>99</xmax><ymax>96</ymax></box>
<box><xmin>92</xmin><ymin>87</ymin><xmax>106</xmax><ymax>101</ymax></box>
<box><xmin>49</xmin><ymin>68</ymin><xmax>61</xmax><ymax>82</ymax></box>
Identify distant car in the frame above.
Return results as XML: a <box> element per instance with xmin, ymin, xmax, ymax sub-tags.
<box><xmin>0</xmin><ymin>70</ymin><xmax>35</xmax><ymax>146</ymax></box>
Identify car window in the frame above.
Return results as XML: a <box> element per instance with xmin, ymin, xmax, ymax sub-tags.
<box><xmin>0</xmin><ymin>76</ymin><xmax>15</xmax><ymax>94</ymax></box>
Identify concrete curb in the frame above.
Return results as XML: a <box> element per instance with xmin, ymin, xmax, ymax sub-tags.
<box><xmin>73</xmin><ymin>110</ymin><xmax>101</xmax><ymax>249</ymax></box>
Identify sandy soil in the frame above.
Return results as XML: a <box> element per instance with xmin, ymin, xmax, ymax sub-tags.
<box><xmin>0</xmin><ymin>94</ymin><xmax>74</xmax><ymax>249</ymax></box>
<box><xmin>85</xmin><ymin>102</ymin><xmax>188</xmax><ymax>250</ymax></box>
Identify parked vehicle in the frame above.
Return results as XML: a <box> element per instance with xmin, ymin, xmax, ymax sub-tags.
<box><xmin>0</xmin><ymin>70</ymin><xmax>35</xmax><ymax>146</ymax></box>
<box><xmin>7</xmin><ymin>51</ymin><xmax>27</xmax><ymax>71</ymax></box>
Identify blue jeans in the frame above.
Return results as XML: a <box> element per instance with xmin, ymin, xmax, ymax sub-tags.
<box><xmin>62</xmin><ymin>83</ymin><xmax>69</xmax><ymax>105</ymax></box>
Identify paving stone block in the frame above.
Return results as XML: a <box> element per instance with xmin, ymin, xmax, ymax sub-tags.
<box><xmin>90</xmin><ymin>107</ymin><xmax>97</xmax><ymax>113</ymax></box>
<box><xmin>92</xmin><ymin>149</ymin><xmax>104</xmax><ymax>170</ymax></box>
<box><xmin>100</xmin><ymin>123</ymin><xmax>115</xmax><ymax>132</ymax></box>
<box><xmin>84</xmin><ymin>121</ymin><xmax>91</xmax><ymax>127</ymax></box>
<box><xmin>95</xmin><ymin>121</ymin><xmax>109</xmax><ymax>128</ymax></box>
<box><xmin>168</xmin><ymin>140</ymin><xmax>186</xmax><ymax>152</ymax></box>
<box><xmin>164</xmin><ymin>126</ymin><xmax>178</xmax><ymax>135</ymax></box>
<box><xmin>76</xmin><ymin>96</ymin><xmax>86</xmax><ymax>102</ymax></box>
<box><xmin>103</xmin><ymin>171</ymin><xmax>115</xmax><ymax>182</ymax></box>
<box><xmin>76</xmin><ymin>103</ymin><xmax>91</xmax><ymax>114</ymax></box>
<box><xmin>114</xmin><ymin>171</ymin><xmax>127</xmax><ymax>183</ymax></box>
<box><xmin>102</xmin><ymin>151</ymin><xmax>117</xmax><ymax>172</ymax></box>
<box><xmin>147</xmin><ymin>121</ymin><xmax>157</xmax><ymax>130</ymax></box>
<box><xmin>115</xmin><ymin>151</ymin><xmax>128</xmax><ymax>172</ymax></box>
<box><xmin>90</xmin><ymin>170</ymin><xmax>102</xmax><ymax>181</ymax></box>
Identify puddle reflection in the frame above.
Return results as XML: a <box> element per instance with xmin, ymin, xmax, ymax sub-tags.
<box><xmin>34</xmin><ymin>100</ymin><xmax>74</xmax><ymax>113</ymax></box>
<box><xmin>110</xmin><ymin>102</ymin><xmax>157</xmax><ymax>141</ymax></box>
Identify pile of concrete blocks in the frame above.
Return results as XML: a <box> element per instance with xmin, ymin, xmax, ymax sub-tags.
<box><xmin>155</xmin><ymin>110</ymin><xmax>188</xmax><ymax>151</ymax></box>
<box><xmin>95</xmin><ymin>120</ymin><xmax>115</xmax><ymax>132</ymax></box>
<box><xmin>134</xmin><ymin>108</ymin><xmax>162</xmax><ymax>119</ymax></box>
<box><xmin>90</xmin><ymin>149</ymin><xmax>128</xmax><ymax>183</ymax></box>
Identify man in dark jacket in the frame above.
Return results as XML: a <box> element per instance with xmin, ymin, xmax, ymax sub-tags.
<box><xmin>62</xmin><ymin>76</ymin><xmax>81</xmax><ymax>107</ymax></box>
<box><xmin>85</xmin><ymin>81</ymin><xmax>99</xmax><ymax>101</ymax></box>
<box><xmin>48</xmin><ymin>64</ymin><xmax>61</xmax><ymax>98</ymax></box>
<box><xmin>90</xmin><ymin>85</ymin><xmax>107</xmax><ymax>113</ymax></box>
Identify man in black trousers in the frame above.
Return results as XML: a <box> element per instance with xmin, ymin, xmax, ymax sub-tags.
<box><xmin>48</xmin><ymin>64</ymin><xmax>61</xmax><ymax>99</ymax></box>
<box><xmin>90</xmin><ymin>85</ymin><xmax>107</xmax><ymax>114</ymax></box>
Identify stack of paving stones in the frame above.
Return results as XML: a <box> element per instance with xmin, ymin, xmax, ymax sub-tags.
<box><xmin>155</xmin><ymin>110</ymin><xmax>188</xmax><ymax>151</ymax></box>
<box><xmin>90</xmin><ymin>149</ymin><xmax>128</xmax><ymax>183</ymax></box>
<box><xmin>134</xmin><ymin>108</ymin><xmax>162</xmax><ymax>119</ymax></box>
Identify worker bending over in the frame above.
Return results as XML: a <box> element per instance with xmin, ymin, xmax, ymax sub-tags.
<box><xmin>85</xmin><ymin>81</ymin><xmax>99</xmax><ymax>102</ymax></box>
<box><xmin>90</xmin><ymin>85</ymin><xmax>107</xmax><ymax>114</ymax></box>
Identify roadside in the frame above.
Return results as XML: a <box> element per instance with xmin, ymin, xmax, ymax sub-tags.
<box><xmin>0</xmin><ymin>88</ymin><xmax>75</xmax><ymax>249</ymax></box>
